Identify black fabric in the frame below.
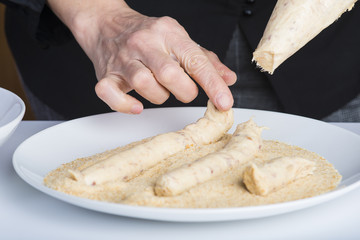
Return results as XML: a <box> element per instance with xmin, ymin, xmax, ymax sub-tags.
<box><xmin>4</xmin><ymin>0</ymin><xmax>240</xmax><ymax>118</ymax></box>
<box><xmin>0</xmin><ymin>0</ymin><xmax>44</xmax><ymax>12</ymax></box>
<box><xmin>5</xmin><ymin>6</ymin><xmax>108</xmax><ymax>119</ymax></box>
<box><xmin>3</xmin><ymin>0</ymin><xmax>360</xmax><ymax>119</ymax></box>
<box><xmin>1</xmin><ymin>0</ymin><xmax>71</xmax><ymax>46</ymax></box>
<box><xmin>238</xmin><ymin>0</ymin><xmax>360</xmax><ymax>119</ymax></box>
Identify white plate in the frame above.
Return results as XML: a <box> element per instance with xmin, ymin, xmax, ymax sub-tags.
<box><xmin>13</xmin><ymin>107</ymin><xmax>360</xmax><ymax>222</ymax></box>
<box><xmin>0</xmin><ymin>87</ymin><xmax>25</xmax><ymax>146</ymax></box>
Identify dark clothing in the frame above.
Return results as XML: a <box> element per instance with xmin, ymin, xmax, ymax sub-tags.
<box><xmin>2</xmin><ymin>0</ymin><xmax>360</xmax><ymax>119</ymax></box>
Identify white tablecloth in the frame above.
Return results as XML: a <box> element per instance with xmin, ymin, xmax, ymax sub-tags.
<box><xmin>0</xmin><ymin>121</ymin><xmax>359</xmax><ymax>240</ymax></box>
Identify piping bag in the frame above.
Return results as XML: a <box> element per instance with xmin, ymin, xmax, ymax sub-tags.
<box><xmin>252</xmin><ymin>0</ymin><xmax>358</xmax><ymax>74</ymax></box>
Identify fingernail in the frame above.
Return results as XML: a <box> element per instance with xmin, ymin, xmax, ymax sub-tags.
<box><xmin>130</xmin><ymin>104</ymin><xmax>143</xmax><ymax>114</ymax></box>
<box><xmin>216</xmin><ymin>93</ymin><xmax>232</xmax><ymax>110</ymax></box>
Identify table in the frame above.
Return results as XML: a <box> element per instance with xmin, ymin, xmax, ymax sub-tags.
<box><xmin>1</xmin><ymin>121</ymin><xmax>359</xmax><ymax>240</ymax></box>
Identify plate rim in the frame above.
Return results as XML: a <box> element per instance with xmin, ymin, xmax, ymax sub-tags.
<box><xmin>12</xmin><ymin>107</ymin><xmax>360</xmax><ymax>222</ymax></box>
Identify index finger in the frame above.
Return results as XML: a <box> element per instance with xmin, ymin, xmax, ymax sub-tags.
<box><xmin>169</xmin><ymin>40</ymin><xmax>234</xmax><ymax>111</ymax></box>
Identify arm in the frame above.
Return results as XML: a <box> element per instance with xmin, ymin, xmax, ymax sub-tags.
<box><xmin>46</xmin><ymin>0</ymin><xmax>237</xmax><ymax>114</ymax></box>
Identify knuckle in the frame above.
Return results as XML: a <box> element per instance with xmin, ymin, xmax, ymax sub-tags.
<box><xmin>158</xmin><ymin>64</ymin><xmax>179</xmax><ymax>84</ymax></box>
<box><xmin>207</xmin><ymin>50</ymin><xmax>219</xmax><ymax>60</ymax></box>
<box><xmin>126</xmin><ymin>30</ymin><xmax>148</xmax><ymax>49</ymax></box>
<box><xmin>183</xmin><ymin>53</ymin><xmax>209</xmax><ymax>75</ymax></box>
<box><xmin>151</xmin><ymin>16</ymin><xmax>187</xmax><ymax>35</ymax></box>
<box><xmin>156</xmin><ymin>16</ymin><xmax>179</xmax><ymax>28</ymax></box>
<box><xmin>131</xmin><ymin>69</ymin><xmax>153</xmax><ymax>90</ymax></box>
<box><xmin>95</xmin><ymin>78</ymin><xmax>111</xmax><ymax>99</ymax></box>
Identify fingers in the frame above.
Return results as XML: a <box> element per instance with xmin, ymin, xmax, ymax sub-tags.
<box><xmin>97</xmin><ymin>43</ymin><xmax>234</xmax><ymax>114</ymax></box>
<box><xmin>170</xmin><ymin>40</ymin><xmax>234</xmax><ymax>111</ymax></box>
<box><xmin>140</xmin><ymin>51</ymin><xmax>198</xmax><ymax>103</ymax></box>
<box><xmin>201</xmin><ymin>48</ymin><xmax>237</xmax><ymax>86</ymax></box>
<box><xmin>92</xmin><ymin>14</ymin><xmax>235</xmax><ymax>114</ymax></box>
<box><xmin>124</xmin><ymin>60</ymin><xmax>170</xmax><ymax>104</ymax></box>
<box><xmin>95</xmin><ymin>76</ymin><xmax>143</xmax><ymax>114</ymax></box>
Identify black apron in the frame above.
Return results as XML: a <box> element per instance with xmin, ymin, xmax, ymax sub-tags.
<box><xmin>4</xmin><ymin>0</ymin><xmax>360</xmax><ymax>119</ymax></box>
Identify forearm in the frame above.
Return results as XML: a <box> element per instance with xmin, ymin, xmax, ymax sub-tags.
<box><xmin>46</xmin><ymin>0</ymin><xmax>127</xmax><ymax>28</ymax></box>
<box><xmin>46</xmin><ymin>0</ymin><xmax>131</xmax><ymax>53</ymax></box>
<box><xmin>0</xmin><ymin>0</ymin><xmax>45</xmax><ymax>12</ymax></box>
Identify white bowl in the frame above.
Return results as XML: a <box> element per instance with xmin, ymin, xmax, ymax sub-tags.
<box><xmin>0</xmin><ymin>87</ymin><xmax>26</xmax><ymax>146</ymax></box>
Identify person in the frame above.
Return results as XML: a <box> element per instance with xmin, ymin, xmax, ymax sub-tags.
<box><xmin>2</xmin><ymin>0</ymin><xmax>360</xmax><ymax>121</ymax></box>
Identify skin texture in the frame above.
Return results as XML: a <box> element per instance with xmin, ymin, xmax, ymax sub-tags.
<box><xmin>46</xmin><ymin>0</ymin><xmax>237</xmax><ymax>114</ymax></box>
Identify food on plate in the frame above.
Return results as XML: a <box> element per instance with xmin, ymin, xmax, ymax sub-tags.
<box><xmin>253</xmin><ymin>0</ymin><xmax>358</xmax><ymax>73</ymax></box>
<box><xmin>243</xmin><ymin>157</ymin><xmax>316</xmax><ymax>196</ymax></box>
<box><xmin>44</xmin><ymin>103</ymin><xmax>341</xmax><ymax>208</ymax></box>
<box><xmin>155</xmin><ymin>119</ymin><xmax>264</xmax><ymax>197</ymax></box>
<box><xmin>68</xmin><ymin>101</ymin><xmax>233</xmax><ymax>185</ymax></box>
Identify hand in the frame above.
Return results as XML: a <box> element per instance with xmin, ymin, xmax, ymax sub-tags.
<box><xmin>47</xmin><ymin>0</ymin><xmax>237</xmax><ymax>114</ymax></box>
